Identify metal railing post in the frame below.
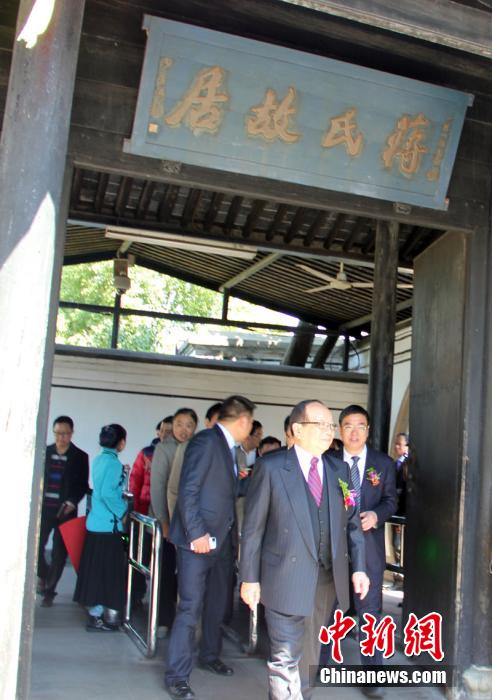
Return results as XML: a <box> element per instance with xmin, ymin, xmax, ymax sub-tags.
<box><xmin>123</xmin><ymin>512</ymin><xmax>162</xmax><ymax>657</ymax></box>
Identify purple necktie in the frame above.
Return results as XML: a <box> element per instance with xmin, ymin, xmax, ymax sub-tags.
<box><xmin>308</xmin><ymin>457</ymin><xmax>322</xmax><ymax>507</ymax></box>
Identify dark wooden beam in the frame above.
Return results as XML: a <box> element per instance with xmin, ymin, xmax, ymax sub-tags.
<box><xmin>111</xmin><ymin>292</ymin><xmax>121</xmax><ymax>348</ymax></box>
<box><xmin>282</xmin><ymin>321</ymin><xmax>317</xmax><ymax>366</ymax></box>
<box><xmin>277</xmin><ymin>0</ymin><xmax>492</xmax><ymax>59</ymax></box>
<box><xmin>204</xmin><ymin>192</ymin><xmax>224</xmax><ymax>231</ymax></box>
<box><xmin>342</xmin><ymin>334</ymin><xmax>351</xmax><ymax>371</ymax></box>
<box><xmin>70</xmin><ymin>167</ymin><xmax>83</xmax><ymax>210</ymax></box>
<box><xmin>224</xmin><ymin>195</ymin><xmax>243</xmax><ymax>234</ymax></box>
<box><xmin>400</xmin><ymin>225</ymin><xmax>429</xmax><ymax>260</ymax></box>
<box><xmin>343</xmin><ymin>217</ymin><xmax>367</xmax><ymax>252</ymax></box>
<box><xmin>323</xmin><ymin>212</ymin><xmax>346</xmax><ymax>249</ymax></box>
<box><xmin>361</xmin><ymin>223</ymin><xmax>376</xmax><ymax>254</ymax></box>
<box><xmin>221</xmin><ymin>290</ymin><xmax>229</xmax><ymax>321</ymax></box>
<box><xmin>181</xmin><ymin>188</ymin><xmax>202</xmax><ymax>229</ymax></box>
<box><xmin>135</xmin><ymin>179</ymin><xmax>155</xmax><ymax>219</ymax></box>
<box><xmin>304</xmin><ymin>210</ymin><xmax>328</xmax><ymax>248</ymax></box>
<box><xmin>311</xmin><ymin>332</ymin><xmax>339</xmax><ymax>368</ymax></box>
<box><xmin>64</xmin><ymin>251</ymin><xmax>115</xmax><ymax>265</ymax></box>
<box><xmin>69</xmin><ymin>128</ymin><xmax>484</xmax><ymax>232</ymax></box>
<box><xmin>95</xmin><ymin>171</ymin><xmax>110</xmax><ymax>213</ymax></box>
<box><xmin>285</xmin><ymin>207</ymin><xmax>307</xmax><ymax>244</ymax></box>
<box><xmin>158</xmin><ymin>183</ymin><xmax>179</xmax><ymax>222</ymax></box>
<box><xmin>59</xmin><ymin>299</ymin><xmax>319</xmax><ymax>334</ymax></box>
<box><xmin>266</xmin><ymin>203</ymin><xmax>288</xmax><ymax>241</ymax></box>
<box><xmin>243</xmin><ymin>199</ymin><xmax>266</xmax><ymax>238</ymax></box>
<box><xmin>114</xmin><ymin>175</ymin><xmax>133</xmax><ymax>217</ymax></box>
<box><xmin>367</xmin><ymin>219</ymin><xmax>399</xmax><ymax>451</ymax></box>
<box><xmin>67</xmin><ymin>207</ymin><xmax>402</xmax><ymax>267</ymax></box>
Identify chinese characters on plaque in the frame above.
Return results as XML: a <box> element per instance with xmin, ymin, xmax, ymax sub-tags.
<box><xmin>125</xmin><ymin>17</ymin><xmax>472</xmax><ymax>210</ymax></box>
<box><xmin>147</xmin><ymin>58</ymin><xmax>450</xmax><ymax>181</ymax></box>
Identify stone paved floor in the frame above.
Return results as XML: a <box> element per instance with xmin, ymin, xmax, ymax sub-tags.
<box><xmin>30</xmin><ymin>567</ymin><xmax>445</xmax><ymax>700</ymax></box>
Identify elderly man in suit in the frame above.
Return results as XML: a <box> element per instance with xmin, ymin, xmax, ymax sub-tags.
<box><xmin>240</xmin><ymin>399</ymin><xmax>369</xmax><ymax>700</ymax></box>
<box><xmin>338</xmin><ymin>404</ymin><xmax>397</xmax><ymax>698</ymax></box>
<box><xmin>164</xmin><ymin>395</ymin><xmax>255</xmax><ymax>700</ymax></box>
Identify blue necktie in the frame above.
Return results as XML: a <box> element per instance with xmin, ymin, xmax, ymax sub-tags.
<box><xmin>350</xmin><ymin>456</ymin><xmax>361</xmax><ymax>508</ymax></box>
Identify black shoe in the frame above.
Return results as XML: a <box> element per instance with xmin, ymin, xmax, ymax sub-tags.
<box><xmin>361</xmin><ymin>687</ymin><xmax>385</xmax><ymax>699</ymax></box>
<box><xmin>165</xmin><ymin>681</ymin><xmax>195</xmax><ymax>699</ymax></box>
<box><xmin>86</xmin><ymin>615</ymin><xmax>118</xmax><ymax>632</ymax></box>
<box><xmin>41</xmin><ymin>594</ymin><xmax>55</xmax><ymax>608</ymax></box>
<box><xmin>199</xmin><ymin>659</ymin><xmax>233</xmax><ymax>675</ymax></box>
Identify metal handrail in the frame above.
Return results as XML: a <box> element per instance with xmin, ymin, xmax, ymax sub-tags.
<box><xmin>386</xmin><ymin>514</ymin><xmax>406</xmax><ymax>575</ymax></box>
<box><xmin>123</xmin><ymin>512</ymin><xmax>162</xmax><ymax>657</ymax></box>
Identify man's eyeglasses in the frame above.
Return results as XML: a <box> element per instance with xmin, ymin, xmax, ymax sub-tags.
<box><xmin>297</xmin><ymin>421</ymin><xmax>337</xmax><ymax>431</ymax></box>
<box><xmin>340</xmin><ymin>424</ymin><xmax>368</xmax><ymax>432</ymax></box>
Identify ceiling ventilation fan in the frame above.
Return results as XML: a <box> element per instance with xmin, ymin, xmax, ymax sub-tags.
<box><xmin>296</xmin><ymin>262</ymin><xmax>414</xmax><ymax>294</ymax></box>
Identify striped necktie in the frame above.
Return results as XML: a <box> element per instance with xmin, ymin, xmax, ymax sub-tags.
<box><xmin>350</xmin><ymin>455</ymin><xmax>361</xmax><ymax>507</ymax></box>
<box><xmin>308</xmin><ymin>457</ymin><xmax>322</xmax><ymax>508</ymax></box>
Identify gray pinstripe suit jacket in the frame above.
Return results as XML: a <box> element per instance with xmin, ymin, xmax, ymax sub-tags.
<box><xmin>239</xmin><ymin>447</ymin><xmax>366</xmax><ymax>617</ymax></box>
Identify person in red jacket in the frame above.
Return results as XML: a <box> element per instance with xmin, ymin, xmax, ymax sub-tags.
<box><xmin>130</xmin><ymin>443</ymin><xmax>154</xmax><ymax>515</ymax></box>
<box><xmin>130</xmin><ymin>417</ymin><xmax>173</xmax><ymax>514</ymax></box>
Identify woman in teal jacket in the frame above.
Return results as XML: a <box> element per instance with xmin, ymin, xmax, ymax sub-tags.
<box><xmin>74</xmin><ymin>424</ymin><xmax>128</xmax><ymax>631</ymax></box>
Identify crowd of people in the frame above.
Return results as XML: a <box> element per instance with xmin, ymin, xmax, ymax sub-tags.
<box><xmin>37</xmin><ymin>397</ymin><xmax>409</xmax><ymax>700</ymax></box>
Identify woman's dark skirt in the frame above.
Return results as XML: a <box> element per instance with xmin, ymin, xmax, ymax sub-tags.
<box><xmin>73</xmin><ymin>530</ymin><xmax>127</xmax><ymax>612</ymax></box>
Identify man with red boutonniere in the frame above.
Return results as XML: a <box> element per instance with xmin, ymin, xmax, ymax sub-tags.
<box><xmin>334</xmin><ymin>405</ymin><xmax>397</xmax><ymax>699</ymax></box>
<box><xmin>240</xmin><ymin>400</ymin><xmax>369</xmax><ymax>700</ymax></box>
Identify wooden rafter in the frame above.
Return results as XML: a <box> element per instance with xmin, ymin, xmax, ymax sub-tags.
<box><xmin>266</xmin><ymin>203</ymin><xmax>288</xmax><ymax>241</ymax></box>
<box><xmin>158</xmin><ymin>184</ymin><xmax>179</xmax><ymax>222</ymax></box>
<box><xmin>224</xmin><ymin>195</ymin><xmax>243</xmax><ymax>235</ymax></box>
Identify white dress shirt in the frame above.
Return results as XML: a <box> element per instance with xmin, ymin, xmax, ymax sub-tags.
<box><xmin>294</xmin><ymin>444</ymin><xmax>323</xmax><ymax>485</ymax></box>
<box><xmin>217</xmin><ymin>422</ymin><xmax>237</xmax><ymax>475</ymax></box>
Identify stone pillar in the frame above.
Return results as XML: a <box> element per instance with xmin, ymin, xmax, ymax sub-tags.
<box><xmin>367</xmin><ymin>220</ymin><xmax>399</xmax><ymax>451</ymax></box>
<box><xmin>0</xmin><ymin>2</ymin><xmax>85</xmax><ymax>697</ymax></box>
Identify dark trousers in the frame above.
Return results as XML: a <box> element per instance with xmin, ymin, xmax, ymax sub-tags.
<box><xmin>354</xmin><ymin>567</ymin><xmax>384</xmax><ymax>666</ymax></box>
<box><xmin>159</xmin><ymin>538</ymin><xmax>177</xmax><ymax>626</ymax></box>
<box><xmin>37</xmin><ymin>508</ymin><xmax>75</xmax><ymax>596</ymax></box>
<box><xmin>165</xmin><ymin>535</ymin><xmax>233</xmax><ymax>684</ymax></box>
<box><xmin>265</xmin><ymin>567</ymin><xmax>336</xmax><ymax>700</ymax></box>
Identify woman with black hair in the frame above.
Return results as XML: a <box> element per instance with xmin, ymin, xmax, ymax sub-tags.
<box><xmin>74</xmin><ymin>424</ymin><xmax>128</xmax><ymax>631</ymax></box>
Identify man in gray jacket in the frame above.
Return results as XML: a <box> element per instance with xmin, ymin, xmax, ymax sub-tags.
<box><xmin>150</xmin><ymin>407</ymin><xmax>197</xmax><ymax>629</ymax></box>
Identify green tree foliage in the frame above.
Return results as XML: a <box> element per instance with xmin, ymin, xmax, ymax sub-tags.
<box><xmin>56</xmin><ymin>261</ymin><xmax>222</xmax><ymax>352</ymax></box>
<box><xmin>56</xmin><ymin>261</ymin><xmax>297</xmax><ymax>355</ymax></box>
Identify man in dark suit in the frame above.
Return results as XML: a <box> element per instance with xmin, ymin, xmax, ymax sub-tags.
<box><xmin>37</xmin><ymin>415</ymin><xmax>89</xmax><ymax>607</ymax></box>
<box><xmin>164</xmin><ymin>395</ymin><xmax>256</xmax><ymax>700</ymax></box>
<box><xmin>337</xmin><ymin>404</ymin><xmax>397</xmax><ymax>697</ymax></box>
<box><xmin>240</xmin><ymin>399</ymin><xmax>369</xmax><ymax>700</ymax></box>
